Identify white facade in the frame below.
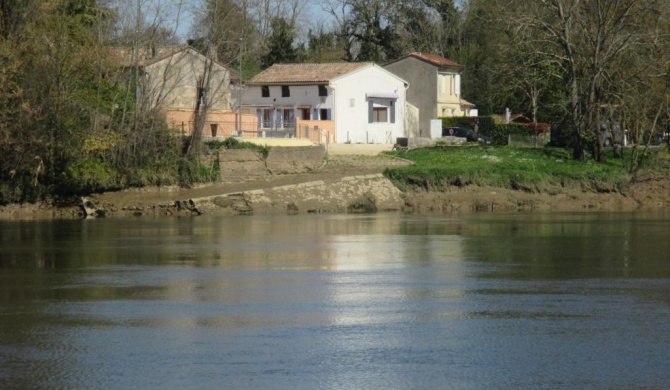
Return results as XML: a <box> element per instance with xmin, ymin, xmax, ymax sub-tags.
<box><xmin>330</xmin><ymin>65</ymin><xmax>407</xmax><ymax>144</ymax></box>
<box><xmin>243</xmin><ymin>84</ymin><xmax>335</xmax><ymax>128</ymax></box>
<box><xmin>243</xmin><ymin>64</ymin><xmax>407</xmax><ymax>144</ymax></box>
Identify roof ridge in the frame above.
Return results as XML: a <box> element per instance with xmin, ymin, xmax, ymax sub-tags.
<box><xmin>248</xmin><ymin>62</ymin><xmax>374</xmax><ymax>84</ymax></box>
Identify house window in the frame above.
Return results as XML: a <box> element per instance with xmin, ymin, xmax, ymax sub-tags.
<box><xmin>261</xmin><ymin>86</ymin><xmax>270</xmax><ymax>97</ymax></box>
<box><xmin>262</xmin><ymin>109</ymin><xmax>273</xmax><ymax>127</ymax></box>
<box><xmin>301</xmin><ymin>108</ymin><xmax>311</xmax><ymax>120</ymax></box>
<box><xmin>282</xmin><ymin>85</ymin><xmax>290</xmax><ymax>97</ymax></box>
<box><xmin>368</xmin><ymin>99</ymin><xmax>395</xmax><ymax>123</ymax></box>
<box><xmin>282</xmin><ymin>109</ymin><xmax>294</xmax><ymax>127</ymax></box>
<box><xmin>372</xmin><ymin>107</ymin><xmax>388</xmax><ymax>123</ymax></box>
<box><xmin>318</xmin><ymin>85</ymin><xmax>328</xmax><ymax>97</ymax></box>
<box><xmin>319</xmin><ymin>108</ymin><xmax>330</xmax><ymax>120</ymax></box>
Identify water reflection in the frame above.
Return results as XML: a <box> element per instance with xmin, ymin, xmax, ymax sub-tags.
<box><xmin>1</xmin><ymin>213</ymin><xmax>670</xmax><ymax>389</ymax></box>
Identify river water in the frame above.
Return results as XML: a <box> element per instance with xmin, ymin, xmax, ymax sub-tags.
<box><xmin>1</xmin><ymin>212</ymin><xmax>669</xmax><ymax>389</ymax></box>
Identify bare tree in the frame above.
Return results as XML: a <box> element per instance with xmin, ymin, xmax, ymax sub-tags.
<box><xmin>246</xmin><ymin>0</ymin><xmax>309</xmax><ymax>48</ymax></box>
<box><xmin>490</xmin><ymin>0</ymin><xmax>652</xmax><ymax>161</ymax></box>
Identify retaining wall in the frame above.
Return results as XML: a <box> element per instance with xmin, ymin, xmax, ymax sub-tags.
<box><xmin>217</xmin><ymin>145</ymin><xmax>326</xmax><ymax>182</ymax></box>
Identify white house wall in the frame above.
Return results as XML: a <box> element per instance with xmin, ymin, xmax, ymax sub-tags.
<box><xmin>242</xmin><ymin>84</ymin><xmax>334</xmax><ymax>118</ymax></box>
<box><xmin>331</xmin><ymin>66</ymin><xmax>406</xmax><ymax>144</ymax></box>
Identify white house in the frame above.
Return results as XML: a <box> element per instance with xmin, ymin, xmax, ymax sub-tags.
<box><xmin>243</xmin><ymin>62</ymin><xmax>408</xmax><ymax>144</ymax></box>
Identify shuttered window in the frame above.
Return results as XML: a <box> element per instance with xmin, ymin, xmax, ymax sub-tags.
<box><xmin>368</xmin><ymin>100</ymin><xmax>395</xmax><ymax>123</ymax></box>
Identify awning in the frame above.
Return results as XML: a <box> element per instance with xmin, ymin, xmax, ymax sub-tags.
<box><xmin>366</xmin><ymin>92</ymin><xmax>399</xmax><ymax>100</ymax></box>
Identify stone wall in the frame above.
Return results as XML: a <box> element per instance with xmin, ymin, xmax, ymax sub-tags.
<box><xmin>218</xmin><ymin>149</ymin><xmax>269</xmax><ymax>182</ymax></box>
<box><xmin>217</xmin><ymin>145</ymin><xmax>326</xmax><ymax>182</ymax></box>
<box><xmin>265</xmin><ymin>145</ymin><xmax>326</xmax><ymax>174</ymax></box>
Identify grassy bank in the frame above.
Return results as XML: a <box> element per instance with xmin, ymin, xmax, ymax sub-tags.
<box><xmin>384</xmin><ymin>146</ymin><xmax>669</xmax><ymax>192</ymax></box>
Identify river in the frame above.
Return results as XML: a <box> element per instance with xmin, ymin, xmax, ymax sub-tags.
<box><xmin>1</xmin><ymin>212</ymin><xmax>669</xmax><ymax>389</ymax></box>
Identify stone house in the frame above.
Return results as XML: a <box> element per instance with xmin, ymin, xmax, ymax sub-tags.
<box><xmin>109</xmin><ymin>46</ymin><xmax>242</xmax><ymax>137</ymax></box>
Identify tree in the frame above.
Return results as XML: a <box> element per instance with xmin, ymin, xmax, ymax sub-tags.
<box><xmin>261</xmin><ymin>16</ymin><xmax>297</xmax><ymax>67</ymax></box>
<box><xmin>324</xmin><ymin>0</ymin><xmax>400</xmax><ymax>62</ymax></box>
<box><xmin>0</xmin><ymin>0</ymin><xmax>113</xmax><ymax>200</ymax></box>
<box><xmin>305</xmin><ymin>26</ymin><xmax>347</xmax><ymax>62</ymax></box>
<box><xmin>0</xmin><ymin>0</ymin><xmax>38</xmax><ymax>39</ymax></box>
<box><xmin>0</xmin><ymin>0</ymin><xmax>203</xmax><ymax>203</ymax></box>
<box><xmin>506</xmin><ymin>0</ymin><xmax>654</xmax><ymax>161</ymax></box>
<box><xmin>456</xmin><ymin>0</ymin><xmax>508</xmax><ymax>116</ymax></box>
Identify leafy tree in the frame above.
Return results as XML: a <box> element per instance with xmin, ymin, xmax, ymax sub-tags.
<box><xmin>0</xmin><ymin>0</ymin><xmax>203</xmax><ymax>203</ymax></box>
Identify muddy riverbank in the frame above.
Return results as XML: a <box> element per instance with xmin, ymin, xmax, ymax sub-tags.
<box><xmin>1</xmin><ymin>151</ymin><xmax>669</xmax><ymax>220</ymax></box>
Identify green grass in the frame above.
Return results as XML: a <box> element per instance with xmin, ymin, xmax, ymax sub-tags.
<box><xmin>384</xmin><ymin>146</ymin><xmax>637</xmax><ymax>191</ymax></box>
<box><xmin>205</xmin><ymin>137</ymin><xmax>270</xmax><ymax>158</ymax></box>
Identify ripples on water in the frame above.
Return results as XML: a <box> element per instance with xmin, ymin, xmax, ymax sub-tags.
<box><xmin>1</xmin><ymin>213</ymin><xmax>669</xmax><ymax>389</ymax></box>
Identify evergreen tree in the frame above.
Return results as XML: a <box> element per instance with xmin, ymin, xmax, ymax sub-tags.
<box><xmin>261</xmin><ymin>17</ymin><xmax>297</xmax><ymax>68</ymax></box>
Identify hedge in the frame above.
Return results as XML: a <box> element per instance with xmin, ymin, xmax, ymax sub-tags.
<box><xmin>439</xmin><ymin>116</ymin><xmax>528</xmax><ymax>145</ymax></box>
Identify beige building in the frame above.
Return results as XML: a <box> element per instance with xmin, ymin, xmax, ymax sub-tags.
<box><xmin>109</xmin><ymin>46</ymin><xmax>239</xmax><ymax>136</ymax></box>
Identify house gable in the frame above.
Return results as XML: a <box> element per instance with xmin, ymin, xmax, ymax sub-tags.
<box><xmin>386</xmin><ymin>52</ymin><xmax>464</xmax><ymax>72</ymax></box>
<box><xmin>331</xmin><ymin>63</ymin><xmax>408</xmax><ymax>87</ymax></box>
<box><xmin>140</xmin><ymin>47</ymin><xmax>232</xmax><ymax>112</ymax></box>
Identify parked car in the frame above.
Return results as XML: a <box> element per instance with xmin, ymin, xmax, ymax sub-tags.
<box><xmin>442</xmin><ymin>127</ymin><xmax>491</xmax><ymax>144</ymax></box>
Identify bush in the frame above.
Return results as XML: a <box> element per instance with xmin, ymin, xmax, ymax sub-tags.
<box><xmin>206</xmin><ymin>137</ymin><xmax>270</xmax><ymax>158</ymax></box>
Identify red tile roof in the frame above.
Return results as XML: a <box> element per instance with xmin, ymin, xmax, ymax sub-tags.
<box><xmin>247</xmin><ymin>62</ymin><xmax>373</xmax><ymax>85</ymax></box>
<box><xmin>388</xmin><ymin>52</ymin><xmax>464</xmax><ymax>69</ymax></box>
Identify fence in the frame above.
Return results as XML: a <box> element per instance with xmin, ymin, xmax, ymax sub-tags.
<box><xmin>174</xmin><ymin>120</ymin><xmax>329</xmax><ymax>144</ymax></box>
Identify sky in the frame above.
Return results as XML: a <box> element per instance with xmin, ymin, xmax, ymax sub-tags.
<box><xmin>135</xmin><ymin>0</ymin><xmax>333</xmax><ymax>42</ymax></box>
